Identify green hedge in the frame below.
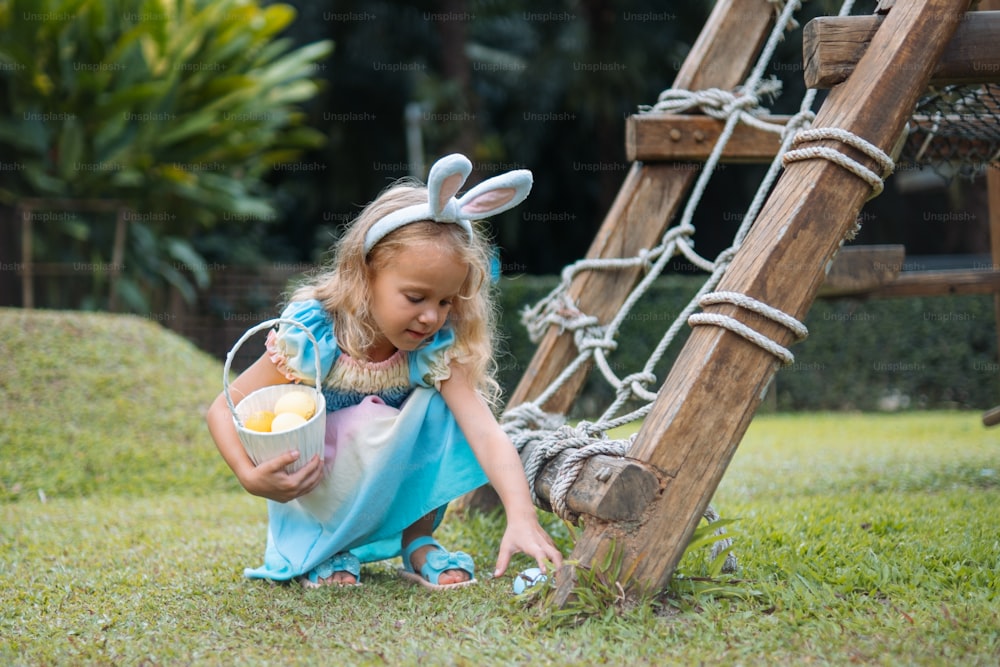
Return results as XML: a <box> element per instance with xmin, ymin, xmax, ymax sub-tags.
<box><xmin>495</xmin><ymin>275</ymin><xmax>999</xmax><ymax>416</ymax></box>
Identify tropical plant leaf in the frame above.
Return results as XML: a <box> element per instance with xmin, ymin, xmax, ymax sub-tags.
<box><xmin>0</xmin><ymin>0</ymin><xmax>330</xmax><ymax>311</ymax></box>
<box><xmin>165</xmin><ymin>238</ymin><xmax>209</xmax><ymax>289</ymax></box>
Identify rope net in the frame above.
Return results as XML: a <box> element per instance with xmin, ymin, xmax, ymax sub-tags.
<box><xmin>900</xmin><ymin>83</ymin><xmax>1000</xmax><ymax>180</ymax></box>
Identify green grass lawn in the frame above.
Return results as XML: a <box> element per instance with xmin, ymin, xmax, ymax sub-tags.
<box><xmin>1</xmin><ymin>308</ymin><xmax>998</xmax><ymax>666</ymax></box>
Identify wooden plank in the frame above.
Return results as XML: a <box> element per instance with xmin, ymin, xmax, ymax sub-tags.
<box><xmin>817</xmin><ymin>244</ymin><xmax>905</xmax><ymax>297</ymax></box>
<box><xmin>864</xmin><ymin>268</ymin><xmax>1000</xmax><ymax>297</ymax></box>
<box><xmin>803</xmin><ymin>12</ymin><xmax>1000</xmax><ymax>89</ymax></box>
<box><xmin>673</xmin><ymin>0</ymin><xmax>776</xmax><ymax>93</ymax></box>
<box><xmin>626</xmin><ymin>114</ymin><xmax>785</xmax><ymax>163</ymax></box>
<box><xmin>628</xmin><ymin>113</ymin><xmax>1000</xmax><ymax>164</ymax></box>
<box><xmin>507</xmin><ymin>0</ymin><xmax>777</xmax><ymax>414</ymax></box>
<box><xmin>554</xmin><ymin>0</ymin><xmax>974</xmax><ymax>606</ymax></box>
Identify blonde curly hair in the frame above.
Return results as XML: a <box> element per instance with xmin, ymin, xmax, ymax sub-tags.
<box><xmin>290</xmin><ymin>181</ymin><xmax>502</xmax><ymax>407</ymax></box>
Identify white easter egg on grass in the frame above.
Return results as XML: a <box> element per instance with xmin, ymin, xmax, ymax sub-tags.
<box><xmin>512</xmin><ymin>567</ymin><xmax>548</xmax><ymax>594</ymax></box>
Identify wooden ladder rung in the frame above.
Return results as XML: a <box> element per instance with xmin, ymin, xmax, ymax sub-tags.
<box><xmin>627</xmin><ymin>113</ymin><xmax>1000</xmax><ymax>164</ymax></box>
<box><xmin>865</xmin><ymin>268</ymin><xmax>1000</xmax><ymax>298</ymax></box>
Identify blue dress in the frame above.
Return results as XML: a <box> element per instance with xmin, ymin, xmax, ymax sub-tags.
<box><xmin>243</xmin><ymin>299</ymin><xmax>488</xmax><ymax>581</ymax></box>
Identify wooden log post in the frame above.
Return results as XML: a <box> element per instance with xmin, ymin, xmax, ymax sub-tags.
<box><xmin>532</xmin><ymin>453</ymin><xmax>661</xmax><ymax>522</ymax></box>
<box><xmin>803</xmin><ymin>11</ymin><xmax>1000</xmax><ymax>89</ymax></box>
<box><xmin>552</xmin><ymin>0</ymin><xmax>974</xmax><ymax>606</ymax></box>
<box><xmin>972</xmin><ymin>0</ymin><xmax>1000</xmax><ymax>427</ymax></box>
<box><xmin>986</xmin><ymin>161</ymin><xmax>1000</xmax><ymax>426</ymax></box>
<box><xmin>460</xmin><ymin>0</ymin><xmax>779</xmax><ymax>512</ymax></box>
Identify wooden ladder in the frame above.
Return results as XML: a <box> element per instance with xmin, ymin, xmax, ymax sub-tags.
<box><xmin>486</xmin><ymin>0</ymin><xmax>986</xmax><ymax>605</ymax></box>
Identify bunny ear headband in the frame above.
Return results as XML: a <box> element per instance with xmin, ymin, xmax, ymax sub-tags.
<box><xmin>364</xmin><ymin>153</ymin><xmax>533</xmax><ymax>254</ymax></box>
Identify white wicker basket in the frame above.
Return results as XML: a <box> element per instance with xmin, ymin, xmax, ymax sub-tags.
<box><xmin>223</xmin><ymin>318</ymin><xmax>327</xmax><ymax>474</ymax></box>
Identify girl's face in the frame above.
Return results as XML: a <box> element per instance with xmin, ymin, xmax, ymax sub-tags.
<box><xmin>367</xmin><ymin>241</ymin><xmax>469</xmax><ymax>362</ymax></box>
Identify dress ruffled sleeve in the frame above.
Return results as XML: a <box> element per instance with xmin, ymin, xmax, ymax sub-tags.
<box><xmin>265</xmin><ymin>299</ymin><xmax>339</xmax><ymax>385</ymax></box>
<box><xmin>409</xmin><ymin>325</ymin><xmax>457</xmax><ymax>389</ymax></box>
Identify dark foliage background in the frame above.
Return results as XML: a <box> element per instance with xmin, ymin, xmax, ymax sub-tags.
<box><xmin>248</xmin><ymin>0</ymin><xmax>991</xmax><ymax>275</ymax></box>
<box><xmin>2</xmin><ymin>0</ymin><xmax>995</xmax><ymax>411</ymax></box>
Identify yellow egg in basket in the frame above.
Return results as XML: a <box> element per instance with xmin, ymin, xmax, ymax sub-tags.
<box><xmin>244</xmin><ymin>410</ymin><xmax>275</xmax><ymax>433</ymax></box>
<box><xmin>271</xmin><ymin>411</ymin><xmax>308</xmax><ymax>433</ymax></box>
<box><xmin>274</xmin><ymin>390</ymin><xmax>317</xmax><ymax>420</ymax></box>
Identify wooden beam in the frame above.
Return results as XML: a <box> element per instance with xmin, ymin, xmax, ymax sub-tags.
<box><xmin>628</xmin><ymin>112</ymin><xmax>1000</xmax><ymax>164</ymax></box>
<box><xmin>672</xmin><ymin>0</ymin><xmax>777</xmax><ymax>94</ymax></box>
<box><xmin>986</xmin><ymin>163</ymin><xmax>1000</xmax><ymax>420</ymax></box>
<box><xmin>978</xmin><ymin>0</ymin><xmax>1000</xmax><ymax>428</ymax></box>
<box><xmin>803</xmin><ymin>11</ymin><xmax>1000</xmax><ymax>89</ymax></box>
<box><xmin>864</xmin><ymin>268</ymin><xmax>1000</xmax><ymax>297</ymax></box>
<box><xmin>554</xmin><ymin>0</ymin><xmax>974</xmax><ymax>606</ymax></box>
<box><xmin>814</xmin><ymin>246</ymin><xmax>1000</xmax><ymax>300</ymax></box>
<box><xmin>20</xmin><ymin>205</ymin><xmax>32</xmax><ymax>308</ymax></box>
<box><xmin>531</xmin><ymin>452</ymin><xmax>661</xmax><ymax>522</ymax></box>
<box><xmin>15</xmin><ymin>198</ymin><xmax>130</xmax><ymax>311</ymax></box>
<box><xmin>818</xmin><ymin>244</ymin><xmax>905</xmax><ymax>297</ymax></box>
<box><xmin>626</xmin><ymin>114</ymin><xmax>785</xmax><ymax>163</ymax></box>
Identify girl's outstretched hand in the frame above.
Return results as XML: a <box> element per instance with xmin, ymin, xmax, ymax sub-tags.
<box><xmin>238</xmin><ymin>451</ymin><xmax>324</xmax><ymax>503</ymax></box>
<box><xmin>493</xmin><ymin>512</ymin><xmax>564</xmax><ymax>579</ymax></box>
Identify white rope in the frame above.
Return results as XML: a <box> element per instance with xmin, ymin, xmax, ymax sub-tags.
<box><xmin>548</xmin><ymin>438</ymin><xmax>630</xmax><ymax>522</ymax></box>
<box><xmin>688</xmin><ymin>291</ymin><xmax>808</xmax><ymax>366</ymax></box>
<box><xmin>518</xmin><ymin>423</ymin><xmax>622</xmax><ymax>518</ymax></box>
<box><xmin>782</xmin><ymin>127</ymin><xmax>895</xmax><ymax>198</ymax></box>
<box><xmin>767</xmin><ymin>0</ymin><xmax>801</xmax><ymax>31</ymax></box>
<box><xmin>645</xmin><ymin>81</ymin><xmax>787</xmax><ymax>136</ymax></box>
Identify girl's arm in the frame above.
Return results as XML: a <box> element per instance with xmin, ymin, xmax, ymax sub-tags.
<box><xmin>439</xmin><ymin>362</ymin><xmax>563</xmax><ymax>578</ymax></box>
<box><xmin>205</xmin><ymin>353</ymin><xmax>325</xmax><ymax>502</ymax></box>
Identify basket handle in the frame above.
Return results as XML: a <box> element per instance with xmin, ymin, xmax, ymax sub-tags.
<box><xmin>222</xmin><ymin>317</ymin><xmax>325</xmax><ymax>427</ymax></box>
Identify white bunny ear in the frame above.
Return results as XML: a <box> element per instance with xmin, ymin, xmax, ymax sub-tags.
<box><xmin>363</xmin><ymin>154</ymin><xmax>532</xmax><ymax>255</ymax></box>
<box><xmin>427</xmin><ymin>154</ymin><xmax>472</xmax><ymax>217</ymax></box>
<box><xmin>455</xmin><ymin>169</ymin><xmax>533</xmax><ymax>220</ymax></box>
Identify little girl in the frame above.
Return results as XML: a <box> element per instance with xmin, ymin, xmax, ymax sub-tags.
<box><xmin>206</xmin><ymin>154</ymin><xmax>562</xmax><ymax>589</ymax></box>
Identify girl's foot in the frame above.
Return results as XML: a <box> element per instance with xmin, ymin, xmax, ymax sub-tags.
<box><xmin>400</xmin><ymin>536</ymin><xmax>476</xmax><ymax>589</ymax></box>
<box><xmin>299</xmin><ymin>552</ymin><xmax>361</xmax><ymax>588</ymax></box>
